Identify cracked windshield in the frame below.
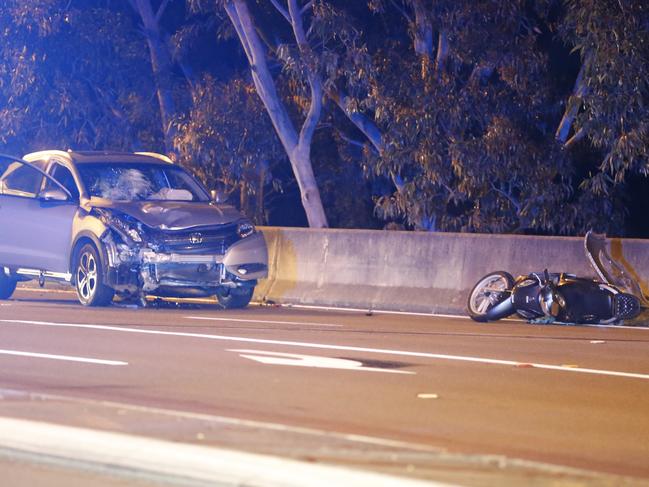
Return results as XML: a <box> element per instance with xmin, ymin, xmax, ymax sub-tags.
<box><xmin>77</xmin><ymin>163</ymin><xmax>209</xmax><ymax>202</ymax></box>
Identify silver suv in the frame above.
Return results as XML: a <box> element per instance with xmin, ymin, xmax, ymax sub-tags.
<box><xmin>0</xmin><ymin>151</ymin><xmax>268</xmax><ymax>307</ymax></box>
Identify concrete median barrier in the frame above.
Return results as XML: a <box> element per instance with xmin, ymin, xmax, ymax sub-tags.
<box><xmin>255</xmin><ymin>227</ymin><xmax>649</xmax><ymax>315</ymax></box>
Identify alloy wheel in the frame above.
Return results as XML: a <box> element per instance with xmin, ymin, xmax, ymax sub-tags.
<box><xmin>470</xmin><ymin>274</ymin><xmax>511</xmax><ymax>314</ymax></box>
<box><xmin>77</xmin><ymin>250</ymin><xmax>97</xmax><ymax>301</ymax></box>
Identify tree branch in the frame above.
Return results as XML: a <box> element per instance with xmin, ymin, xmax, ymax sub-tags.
<box><xmin>565</xmin><ymin>126</ymin><xmax>586</xmax><ymax>149</ymax></box>
<box><xmin>490</xmin><ymin>182</ymin><xmax>521</xmax><ymax>212</ymax></box>
<box><xmin>327</xmin><ymin>87</ymin><xmax>383</xmax><ymax>154</ymax></box>
<box><xmin>412</xmin><ymin>0</ymin><xmax>433</xmax><ymax>59</ymax></box>
<box><xmin>556</xmin><ymin>62</ymin><xmax>587</xmax><ymax>144</ymax></box>
<box><xmin>269</xmin><ymin>0</ymin><xmax>291</xmax><ymax>23</ymax></box>
<box><xmin>300</xmin><ymin>0</ymin><xmax>314</xmax><ymax>16</ymax></box>
<box><xmin>468</xmin><ymin>62</ymin><xmax>494</xmax><ymax>84</ymax></box>
<box><xmin>288</xmin><ymin>0</ymin><xmax>321</xmax><ymax>147</ymax></box>
<box><xmin>389</xmin><ymin>0</ymin><xmax>412</xmax><ymax>24</ymax></box>
<box><xmin>335</xmin><ymin>130</ymin><xmax>368</xmax><ymax>150</ymax></box>
<box><xmin>225</xmin><ymin>4</ymin><xmax>254</xmax><ymax>65</ymax></box>
<box><xmin>155</xmin><ymin>0</ymin><xmax>172</xmax><ymax>23</ymax></box>
<box><xmin>434</xmin><ymin>30</ymin><xmax>449</xmax><ymax>76</ymax></box>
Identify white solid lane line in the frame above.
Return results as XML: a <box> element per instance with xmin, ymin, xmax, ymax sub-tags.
<box><xmin>185</xmin><ymin>316</ymin><xmax>343</xmax><ymax>327</ymax></box>
<box><xmin>0</xmin><ymin>349</ymin><xmax>127</xmax><ymax>365</ymax></box>
<box><xmin>2</xmin><ymin>319</ymin><xmax>649</xmax><ymax>380</ymax></box>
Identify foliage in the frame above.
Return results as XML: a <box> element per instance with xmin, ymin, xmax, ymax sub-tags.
<box><xmin>1</xmin><ymin>0</ymin><xmax>648</xmax><ymax>235</ymax></box>
<box><xmin>173</xmin><ymin>75</ymin><xmax>286</xmax><ymax>224</ymax></box>
<box><xmin>335</xmin><ymin>0</ymin><xmax>627</xmax><ymax>234</ymax></box>
<box><xmin>560</xmin><ymin>0</ymin><xmax>649</xmax><ymax>193</ymax></box>
<box><xmin>0</xmin><ymin>0</ymin><xmax>160</xmax><ymax>154</ymax></box>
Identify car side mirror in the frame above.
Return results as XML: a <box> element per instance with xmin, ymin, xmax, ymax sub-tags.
<box><xmin>40</xmin><ymin>188</ymin><xmax>70</xmax><ymax>202</ymax></box>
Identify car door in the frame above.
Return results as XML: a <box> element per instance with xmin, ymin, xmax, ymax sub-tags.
<box><xmin>0</xmin><ymin>157</ymin><xmax>77</xmax><ymax>274</ymax></box>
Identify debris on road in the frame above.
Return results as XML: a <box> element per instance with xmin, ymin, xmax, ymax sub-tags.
<box><xmin>416</xmin><ymin>393</ymin><xmax>439</xmax><ymax>399</ymax></box>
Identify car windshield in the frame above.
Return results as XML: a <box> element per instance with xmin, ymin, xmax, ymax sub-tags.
<box><xmin>77</xmin><ymin>163</ymin><xmax>210</xmax><ymax>202</ymax></box>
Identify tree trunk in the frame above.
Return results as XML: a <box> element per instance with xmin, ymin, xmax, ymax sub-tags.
<box><xmin>256</xmin><ymin>162</ymin><xmax>267</xmax><ymax>224</ymax></box>
<box><xmin>131</xmin><ymin>0</ymin><xmax>177</xmax><ymax>156</ymax></box>
<box><xmin>225</xmin><ymin>0</ymin><xmax>328</xmax><ymax>228</ymax></box>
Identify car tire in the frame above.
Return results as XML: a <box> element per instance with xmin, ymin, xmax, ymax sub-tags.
<box><xmin>0</xmin><ymin>272</ymin><xmax>17</xmax><ymax>300</ymax></box>
<box><xmin>215</xmin><ymin>285</ymin><xmax>254</xmax><ymax>309</ymax></box>
<box><xmin>75</xmin><ymin>243</ymin><xmax>115</xmax><ymax>306</ymax></box>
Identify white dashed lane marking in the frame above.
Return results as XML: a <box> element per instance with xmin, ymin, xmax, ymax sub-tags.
<box><xmin>0</xmin><ymin>349</ymin><xmax>127</xmax><ymax>365</ymax></box>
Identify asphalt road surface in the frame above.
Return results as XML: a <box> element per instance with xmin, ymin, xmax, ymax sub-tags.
<box><xmin>1</xmin><ymin>287</ymin><xmax>649</xmax><ymax>486</ymax></box>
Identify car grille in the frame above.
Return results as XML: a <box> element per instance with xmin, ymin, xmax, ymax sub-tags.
<box><xmin>151</xmin><ymin>224</ymin><xmax>240</xmax><ymax>255</ymax></box>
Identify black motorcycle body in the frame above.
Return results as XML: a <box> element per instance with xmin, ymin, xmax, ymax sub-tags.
<box><xmin>469</xmin><ymin>271</ymin><xmax>640</xmax><ymax>324</ymax></box>
<box><xmin>467</xmin><ymin>232</ymin><xmax>645</xmax><ymax>325</ymax></box>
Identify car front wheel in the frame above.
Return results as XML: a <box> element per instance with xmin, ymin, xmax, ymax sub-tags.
<box><xmin>75</xmin><ymin>243</ymin><xmax>115</xmax><ymax>306</ymax></box>
<box><xmin>215</xmin><ymin>285</ymin><xmax>254</xmax><ymax>309</ymax></box>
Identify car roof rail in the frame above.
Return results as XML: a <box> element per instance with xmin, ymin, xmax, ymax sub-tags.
<box><xmin>23</xmin><ymin>150</ymin><xmax>72</xmax><ymax>162</ymax></box>
<box><xmin>134</xmin><ymin>152</ymin><xmax>174</xmax><ymax>164</ymax></box>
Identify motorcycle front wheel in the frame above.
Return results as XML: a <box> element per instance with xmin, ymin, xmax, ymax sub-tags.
<box><xmin>467</xmin><ymin>271</ymin><xmax>514</xmax><ymax>322</ymax></box>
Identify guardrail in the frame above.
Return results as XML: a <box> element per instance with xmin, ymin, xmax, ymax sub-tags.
<box><xmin>255</xmin><ymin>227</ymin><xmax>649</xmax><ymax>315</ymax></box>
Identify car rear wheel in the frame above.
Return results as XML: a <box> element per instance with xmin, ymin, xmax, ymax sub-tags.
<box><xmin>215</xmin><ymin>285</ymin><xmax>254</xmax><ymax>309</ymax></box>
<box><xmin>0</xmin><ymin>272</ymin><xmax>17</xmax><ymax>300</ymax></box>
<box><xmin>75</xmin><ymin>243</ymin><xmax>115</xmax><ymax>306</ymax></box>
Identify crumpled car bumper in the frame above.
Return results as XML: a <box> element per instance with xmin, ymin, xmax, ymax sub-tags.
<box><xmin>103</xmin><ymin>231</ymin><xmax>268</xmax><ymax>294</ymax></box>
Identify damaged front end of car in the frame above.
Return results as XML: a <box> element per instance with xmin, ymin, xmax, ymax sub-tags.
<box><xmin>92</xmin><ymin>207</ymin><xmax>268</xmax><ymax>301</ymax></box>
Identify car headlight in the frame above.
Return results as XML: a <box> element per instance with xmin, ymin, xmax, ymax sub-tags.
<box><xmin>93</xmin><ymin>208</ymin><xmax>144</xmax><ymax>244</ymax></box>
<box><xmin>237</xmin><ymin>221</ymin><xmax>255</xmax><ymax>239</ymax></box>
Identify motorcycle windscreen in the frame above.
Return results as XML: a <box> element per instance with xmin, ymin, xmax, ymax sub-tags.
<box><xmin>584</xmin><ymin>231</ymin><xmax>649</xmax><ymax>306</ymax></box>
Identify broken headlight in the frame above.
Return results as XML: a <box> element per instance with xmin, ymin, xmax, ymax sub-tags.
<box><xmin>93</xmin><ymin>208</ymin><xmax>144</xmax><ymax>244</ymax></box>
<box><xmin>237</xmin><ymin>221</ymin><xmax>255</xmax><ymax>239</ymax></box>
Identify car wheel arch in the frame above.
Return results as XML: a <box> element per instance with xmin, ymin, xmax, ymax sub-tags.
<box><xmin>69</xmin><ymin>232</ymin><xmax>108</xmax><ymax>284</ymax></box>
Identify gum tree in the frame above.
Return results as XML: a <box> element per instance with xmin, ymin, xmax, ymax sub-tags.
<box><xmin>559</xmin><ymin>0</ymin><xmax>649</xmax><ymax>193</ymax></box>
<box><xmin>331</xmin><ymin>0</ymin><xmax>619</xmax><ymax>234</ymax></box>
<box><xmin>127</xmin><ymin>0</ymin><xmax>179</xmax><ymax>156</ymax></box>
<box><xmin>0</xmin><ymin>0</ymin><xmax>159</xmax><ymax>152</ymax></box>
<box><xmin>221</xmin><ymin>0</ymin><xmax>328</xmax><ymax>227</ymax></box>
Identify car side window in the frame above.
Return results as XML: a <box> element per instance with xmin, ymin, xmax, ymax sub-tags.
<box><xmin>45</xmin><ymin>163</ymin><xmax>80</xmax><ymax>199</ymax></box>
<box><xmin>0</xmin><ymin>160</ymin><xmax>45</xmax><ymax>198</ymax></box>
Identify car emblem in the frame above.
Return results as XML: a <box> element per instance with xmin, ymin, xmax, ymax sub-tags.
<box><xmin>189</xmin><ymin>233</ymin><xmax>203</xmax><ymax>245</ymax></box>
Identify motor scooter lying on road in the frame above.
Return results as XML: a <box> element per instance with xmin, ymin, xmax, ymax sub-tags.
<box><xmin>467</xmin><ymin>232</ymin><xmax>647</xmax><ymax>324</ymax></box>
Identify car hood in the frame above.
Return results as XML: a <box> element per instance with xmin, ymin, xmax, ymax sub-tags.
<box><xmin>89</xmin><ymin>198</ymin><xmax>243</xmax><ymax>230</ymax></box>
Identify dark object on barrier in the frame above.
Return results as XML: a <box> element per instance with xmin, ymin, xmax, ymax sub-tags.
<box><xmin>467</xmin><ymin>231</ymin><xmax>646</xmax><ymax>325</ymax></box>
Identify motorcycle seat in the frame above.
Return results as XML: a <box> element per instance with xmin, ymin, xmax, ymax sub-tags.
<box><xmin>559</xmin><ymin>285</ymin><xmax>613</xmax><ymax>323</ymax></box>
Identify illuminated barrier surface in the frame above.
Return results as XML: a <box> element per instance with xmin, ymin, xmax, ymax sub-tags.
<box><xmin>255</xmin><ymin>227</ymin><xmax>649</xmax><ymax>315</ymax></box>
